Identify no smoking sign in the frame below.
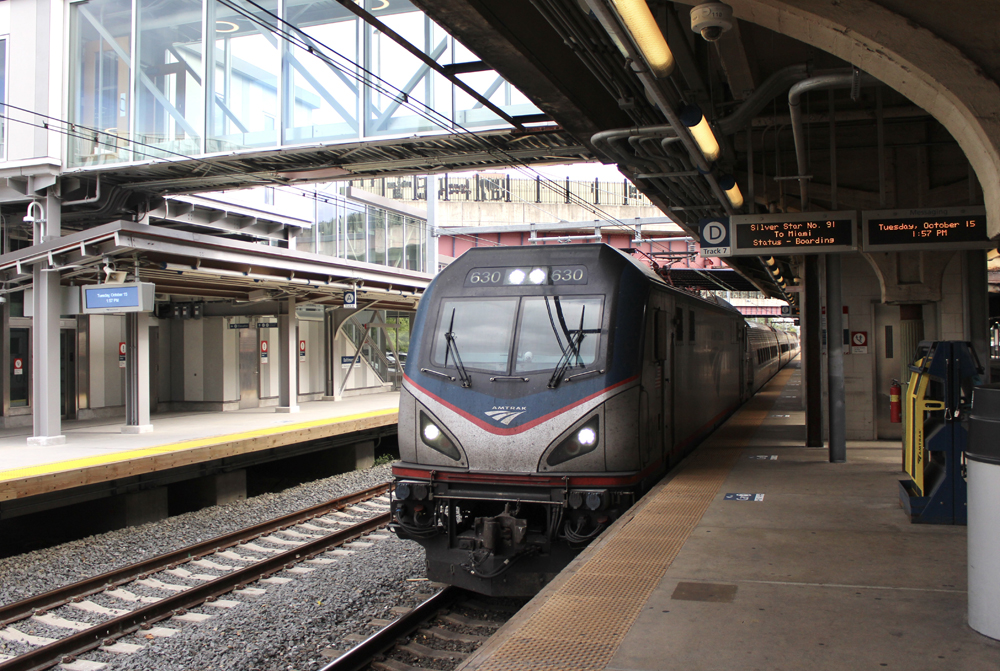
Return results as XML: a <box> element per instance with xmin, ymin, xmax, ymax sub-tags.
<box><xmin>851</xmin><ymin>331</ymin><xmax>868</xmax><ymax>354</ymax></box>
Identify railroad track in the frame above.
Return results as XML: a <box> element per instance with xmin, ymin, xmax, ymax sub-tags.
<box><xmin>322</xmin><ymin>587</ymin><xmax>523</xmax><ymax>671</ymax></box>
<box><xmin>0</xmin><ymin>483</ymin><xmax>393</xmax><ymax>671</ymax></box>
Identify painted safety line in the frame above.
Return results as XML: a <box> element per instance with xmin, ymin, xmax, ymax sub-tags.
<box><xmin>0</xmin><ymin>408</ymin><xmax>396</xmax><ymax>483</ymax></box>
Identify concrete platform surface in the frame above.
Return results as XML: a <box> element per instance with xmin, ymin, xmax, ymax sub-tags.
<box><xmin>461</xmin><ymin>362</ymin><xmax>1000</xmax><ymax>671</ymax></box>
<box><xmin>0</xmin><ymin>393</ymin><xmax>398</xmax><ymax>499</ymax></box>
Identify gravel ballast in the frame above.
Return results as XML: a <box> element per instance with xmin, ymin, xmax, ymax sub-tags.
<box><xmin>0</xmin><ymin>463</ymin><xmax>435</xmax><ymax>670</ymax></box>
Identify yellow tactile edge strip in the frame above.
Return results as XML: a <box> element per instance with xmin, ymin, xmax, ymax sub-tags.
<box><xmin>0</xmin><ymin>408</ymin><xmax>397</xmax><ymax>498</ymax></box>
<box><xmin>467</xmin><ymin>368</ymin><xmax>795</xmax><ymax>671</ymax></box>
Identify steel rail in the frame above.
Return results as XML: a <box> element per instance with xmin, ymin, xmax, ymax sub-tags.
<box><xmin>318</xmin><ymin>586</ymin><xmax>463</xmax><ymax>671</ymax></box>
<box><xmin>0</xmin><ymin>482</ymin><xmax>390</xmax><ymax>627</ymax></box>
<box><xmin>0</xmin><ymin>511</ymin><xmax>392</xmax><ymax>671</ymax></box>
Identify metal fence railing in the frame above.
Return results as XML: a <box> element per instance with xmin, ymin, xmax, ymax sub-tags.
<box><xmin>349</xmin><ymin>174</ymin><xmax>653</xmax><ymax>207</ymax></box>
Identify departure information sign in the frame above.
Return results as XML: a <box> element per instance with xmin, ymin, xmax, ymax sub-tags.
<box><xmin>862</xmin><ymin>207</ymin><xmax>991</xmax><ymax>252</ymax></box>
<box><xmin>80</xmin><ymin>282</ymin><xmax>155</xmax><ymax>314</ymax></box>
<box><xmin>729</xmin><ymin>211</ymin><xmax>856</xmax><ymax>256</ymax></box>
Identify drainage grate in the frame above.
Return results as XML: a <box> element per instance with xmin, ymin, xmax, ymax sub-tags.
<box><xmin>474</xmin><ymin>368</ymin><xmax>796</xmax><ymax>671</ymax></box>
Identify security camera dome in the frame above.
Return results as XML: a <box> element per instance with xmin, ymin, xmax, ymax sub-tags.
<box><xmin>700</xmin><ymin>25</ymin><xmax>725</xmax><ymax>41</ymax></box>
<box><xmin>690</xmin><ymin>2</ymin><xmax>734</xmax><ymax>42</ymax></box>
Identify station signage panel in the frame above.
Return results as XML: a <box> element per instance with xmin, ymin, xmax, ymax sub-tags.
<box><xmin>699</xmin><ymin>217</ymin><xmax>731</xmax><ymax>257</ymax></box>
<box><xmin>861</xmin><ymin>207</ymin><xmax>991</xmax><ymax>252</ymax></box>
<box><xmin>80</xmin><ymin>282</ymin><xmax>155</xmax><ymax>314</ymax></box>
<box><xmin>729</xmin><ymin>211</ymin><xmax>856</xmax><ymax>256</ymax></box>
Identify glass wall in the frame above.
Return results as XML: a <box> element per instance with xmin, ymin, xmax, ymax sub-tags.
<box><xmin>284</xmin><ymin>0</ymin><xmax>359</xmax><ymax>143</ymax></box>
<box><xmin>207</xmin><ymin>0</ymin><xmax>280</xmax><ymax>151</ymax></box>
<box><xmin>70</xmin><ymin>0</ymin><xmax>133</xmax><ymax>164</ymax></box>
<box><xmin>0</xmin><ymin>39</ymin><xmax>6</xmax><ymax>159</ymax></box>
<box><xmin>297</xmin><ymin>190</ymin><xmax>425</xmax><ymax>272</ymax></box>
<box><xmin>134</xmin><ymin>0</ymin><xmax>204</xmax><ymax>159</ymax></box>
<box><xmin>9</xmin><ymin>327</ymin><xmax>29</xmax><ymax>408</ymax></box>
<box><xmin>67</xmin><ymin>0</ymin><xmax>539</xmax><ymax>167</ymax></box>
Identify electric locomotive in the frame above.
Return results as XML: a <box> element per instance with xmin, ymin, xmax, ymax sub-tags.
<box><xmin>390</xmin><ymin>243</ymin><xmax>792</xmax><ymax>596</ymax></box>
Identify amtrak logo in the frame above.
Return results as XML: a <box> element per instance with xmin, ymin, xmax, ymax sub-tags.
<box><xmin>485</xmin><ymin>406</ymin><xmax>527</xmax><ymax>425</ymax></box>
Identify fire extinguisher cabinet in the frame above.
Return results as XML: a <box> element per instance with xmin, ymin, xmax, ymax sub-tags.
<box><xmin>968</xmin><ymin>384</ymin><xmax>1000</xmax><ymax>640</ymax></box>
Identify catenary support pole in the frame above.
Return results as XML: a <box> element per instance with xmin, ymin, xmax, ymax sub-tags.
<box><xmin>804</xmin><ymin>255</ymin><xmax>823</xmax><ymax>447</ymax></box>
<box><xmin>826</xmin><ymin>254</ymin><xmax>846</xmax><ymax>462</ymax></box>
<box><xmin>426</xmin><ymin>174</ymin><xmax>439</xmax><ymax>274</ymax></box>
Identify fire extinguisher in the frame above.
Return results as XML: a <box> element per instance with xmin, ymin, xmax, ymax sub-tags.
<box><xmin>889</xmin><ymin>379</ymin><xmax>902</xmax><ymax>423</ymax></box>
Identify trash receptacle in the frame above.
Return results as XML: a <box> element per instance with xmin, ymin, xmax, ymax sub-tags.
<box><xmin>968</xmin><ymin>384</ymin><xmax>1000</xmax><ymax>640</ymax></box>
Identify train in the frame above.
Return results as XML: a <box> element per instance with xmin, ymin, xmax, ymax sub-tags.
<box><xmin>390</xmin><ymin>243</ymin><xmax>798</xmax><ymax>595</ymax></box>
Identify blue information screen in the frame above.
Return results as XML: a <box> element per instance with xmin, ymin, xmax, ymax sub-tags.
<box><xmin>85</xmin><ymin>286</ymin><xmax>140</xmax><ymax>310</ymax></box>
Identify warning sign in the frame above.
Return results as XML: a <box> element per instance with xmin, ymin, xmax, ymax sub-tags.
<box><xmin>13</xmin><ymin>357</ymin><xmax>23</xmax><ymax>376</ymax></box>
<box><xmin>299</xmin><ymin>340</ymin><xmax>306</xmax><ymax>361</ymax></box>
<box><xmin>119</xmin><ymin>342</ymin><xmax>127</xmax><ymax>368</ymax></box>
<box><xmin>724</xmin><ymin>493</ymin><xmax>765</xmax><ymax>502</ymax></box>
<box><xmin>851</xmin><ymin>331</ymin><xmax>868</xmax><ymax>354</ymax></box>
<box><xmin>260</xmin><ymin>340</ymin><xmax>269</xmax><ymax>363</ymax></box>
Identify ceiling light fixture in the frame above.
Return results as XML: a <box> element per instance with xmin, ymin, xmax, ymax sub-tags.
<box><xmin>610</xmin><ymin>0</ymin><xmax>674</xmax><ymax>78</ymax></box>
<box><xmin>679</xmin><ymin>104</ymin><xmax>720</xmax><ymax>163</ymax></box>
<box><xmin>718</xmin><ymin>174</ymin><xmax>744</xmax><ymax>209</ymax></box>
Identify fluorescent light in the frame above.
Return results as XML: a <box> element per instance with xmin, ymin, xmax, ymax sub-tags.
<box><xmin>718</xmin><ymin>174</ymin><xmax>744</xmax><ymax>209</ymax></box>
<box><xmin>612</xmin><ymin>0</ymin><xmax>674</xmax><ymax>78</ymax></box>
<box><xmin>679</xmin><ymin>104</ymin><xmax>720</xmax><ymax>163</ymax></box>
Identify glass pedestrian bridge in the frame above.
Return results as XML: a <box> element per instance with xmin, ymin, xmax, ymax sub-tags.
<box><xmin>69</xmin><ymin>0</ymin><xmax>540</xmax><ymax>168</ymax></box>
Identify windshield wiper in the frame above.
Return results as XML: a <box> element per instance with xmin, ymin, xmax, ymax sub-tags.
<box><xmin>444</xmin><ymin>308</ymin><xmax>472</xmax><ymax>388</ymax></box>
<box><xmin>548</xmin><ymin>306</ymin><xmax>587</xmax><ymax>389</ymax></box>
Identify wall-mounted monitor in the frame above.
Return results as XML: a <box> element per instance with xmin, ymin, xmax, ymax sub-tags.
<box><xmin>80</xmin><ymin>282</ymin><xmax>155</xmax><ymax>314</ymax></box>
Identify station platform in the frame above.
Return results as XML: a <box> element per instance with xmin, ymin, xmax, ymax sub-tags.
<box><xmin>460</xmin><ymin>362</ymin><xmax>1000</xmax><ymax>671</ymax></box>
<box><xmin>0</xmin><ymin>393</ymin><xmax>398</xmax><ymax>516</ymax></box>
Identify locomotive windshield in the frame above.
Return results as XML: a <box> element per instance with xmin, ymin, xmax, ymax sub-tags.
<box><xmin>430</xmin><ymin>299</ymin><xmax>519</xmax><ymax>373</ymax></box>
<box><xmin>429</xmin><ymin>295</ymin><xmax>604</xmax><ymax>376</ymax></box>
<box><xmin>515</xmin><ymin>297</ymin><xmax>602</xmax><ymax>373</ymax></box>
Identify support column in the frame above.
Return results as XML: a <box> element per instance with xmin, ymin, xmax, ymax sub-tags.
<box><xmin>804</xmin><ymin>255</ymin><xmax>823</xmax><ymax>447</ymax></box>
<box><xmin>28</xmin><ymin>262</ymin><xmax>64</xmax><ymax>445</ymax></box>
<box><xmin>826</xmin><ymin>255</ymin><xmax>846</xmax><ymax>462</ymax></box>
<box><xmin>123</xmin><ymin>312</ymin><xmax>153</xmax><ymax>433</ymax></box>
<box><xmin>966</xmin><ymin>250</ymin><xmax>990</xmax><ymax>383</ymax></box>
<box><xmin>277</xmin><ymin>296</ymin><xmax>299</xmax><ymax>413</ymax></box>
<box><xmin>28</xmin><ymin>192</ymin><xmax>64</xmax><ymax>446</ymax></box>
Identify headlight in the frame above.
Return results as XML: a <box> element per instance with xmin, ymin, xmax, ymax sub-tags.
<box><xmin>419</xmin><ymin>411</ymin><xmax>461</xmax><ymax>461</ymax></box>
<box><xmin>508</xmin><ymin>269</ymin><xmax>525</xmax><ymax>284</ymax></box>
<box><xmin>529</xmin><ymin>268</ymin><xmax>546</xmax><ymax>284</ymax></box>
<box><xmin>546</xmin><ymin>416</ymin><xmax>600</xmax><ymax>467</ymax></box>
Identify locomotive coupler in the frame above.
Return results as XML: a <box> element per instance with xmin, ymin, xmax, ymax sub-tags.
<box><xmin>474</xmin><ymin>503</ymin><xmax>528</xmax><ymax>555</ymax></box>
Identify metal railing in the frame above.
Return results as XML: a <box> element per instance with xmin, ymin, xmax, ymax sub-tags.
<box><xmin>349</xmin><ymin>175</ymin><xmax>653</xmax><ymax>207</ymax></box>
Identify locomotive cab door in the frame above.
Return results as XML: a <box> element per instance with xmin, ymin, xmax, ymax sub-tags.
<box><xmin>642</xmin><ymin>301</ymin><xmax>672</xmax><ymax>467</ymax></box>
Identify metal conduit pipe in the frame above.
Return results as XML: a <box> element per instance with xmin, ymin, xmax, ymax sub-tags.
<box><xmin>621</xmin><ymin>137</ymin><xmax>702</xmax><ymax>209</ymax></box>
<box><xmin>592</xmin><ymin>127</ymin><xmax>710</xmax><ymax>213</ymax></box>
<box><xmin>634</xmin><ymin>139</ymin><xmax>706</xmax><ymax>206</ymax></box>
<box><xmin>583</xmin><ymin>0</ymin><xmax>733</xmax><ymax>215</ymax></box>
<box><xmin>715</xmin><ymin>64</ymin><xmax>811</xmax><ymax>135</ymax></box>
<box><xmin>789</xmin><ymin>72</ymin><xmax>879</xmax><ymax>209</ymax></box>
<box><xmin>531</xmin><ymin>0</ymin><xmax>654</xmax><ymax>126</ymax></box>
